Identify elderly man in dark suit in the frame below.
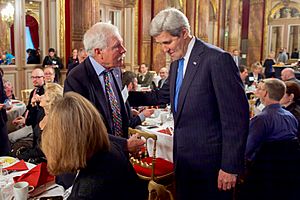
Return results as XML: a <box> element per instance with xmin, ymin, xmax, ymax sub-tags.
<box><xmin>64</xmin><ymin>22</ymin><xmax>143</xmax><ymax>153</ymax></box>
<box><xmin>62</xmin><ymin>22</ymin><xmax>145</xmax><ymax>189</ymax></box>
<box><xmin>128</xmin><ymin>8</ymin><xmax>249</xmax><ymax>200</ymax></box>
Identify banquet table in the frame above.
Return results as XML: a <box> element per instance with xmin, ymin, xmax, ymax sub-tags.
<box><xmin>0</xmin><ymin>161</ymin><xmax>64</xmax><ymax>199</ymax></box>
<box><xmin>137</xmin><ymin>109</ymin><xmax>174</xmax><ymax>163</ymax></box>
<box><xmin>6</xmin><ymin>100</ymin><xmax>26</xmax><ymax>133</ymax></box>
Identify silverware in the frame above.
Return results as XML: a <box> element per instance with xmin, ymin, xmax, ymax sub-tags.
<box><xmin>29</xmin><ymin>185</ymin><xmax>59</xmax><ymax>199</ymax></box>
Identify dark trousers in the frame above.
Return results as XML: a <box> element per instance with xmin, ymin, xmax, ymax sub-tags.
<box><xmin>0</xmin><ymin>123</ymin><xmax>10</xmax><ymax>156</ymax></box>
<box><xmin>176</xmin><ymin>167</ymin><xmax>233</xmax><ymax>200</ymax></box>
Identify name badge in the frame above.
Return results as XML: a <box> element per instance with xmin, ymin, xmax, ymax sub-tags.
<box><xmin>249</xmin><ymin>77</ymin><xmax>254</xmax><ymax>81</ymax></box>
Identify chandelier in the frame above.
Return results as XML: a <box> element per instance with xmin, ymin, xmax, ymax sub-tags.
<box><xmin>1</xmin><ymin>2</ymin><xmax>14</xmax><ymax>26</ymax></box>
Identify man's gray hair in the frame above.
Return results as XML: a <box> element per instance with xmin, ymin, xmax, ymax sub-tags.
<box><xmin>83</xmin><ymin>22</ymin><xmax>121</xmax><ymax>56</ymax></box>
<box><xmin>149</xmin><ymin>8</ymin><xmax>191</xmax><ymax>37</ymax></box>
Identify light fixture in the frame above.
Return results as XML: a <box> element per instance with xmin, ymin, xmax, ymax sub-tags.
<box><xmin>1</xmin><ymin>2</ymin><xmax>14</xmax><ymax>26</ymax></box>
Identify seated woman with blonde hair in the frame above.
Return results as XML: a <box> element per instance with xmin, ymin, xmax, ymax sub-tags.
<box><xmin>16</xmin><ymin>83</ymin><xmax>63</xmax><ymax>163</ymax></box>
<box><xmin>41</xmin><ymin>92</ymin><xmax>146</xmax><ymax>200</ymax></box>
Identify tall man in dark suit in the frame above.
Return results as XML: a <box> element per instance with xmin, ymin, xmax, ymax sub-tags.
<box><xmin>64</xmin><ymin>22</ymin><xmax>143</xmax><ymax>154</ymax></box>
<box><xmin>128</xmin><ymin>8</ymin><xmax>249</xmax><ymax>199</ymax></box>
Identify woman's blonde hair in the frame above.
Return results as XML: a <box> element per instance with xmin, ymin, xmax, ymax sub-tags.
<box><xmin>251</xmin><ymin>61</ymin><xmax>262</xmax><ymax>71</ymax></box>
<box><xmin>41</xmin><ymin>92</ymin><xmax>110</xmax><ymax>175</ymax></box>
<box><xmin>43</xmin><ymin>83</ymin><xmax>63</xmax><ymax>113</ymax></box>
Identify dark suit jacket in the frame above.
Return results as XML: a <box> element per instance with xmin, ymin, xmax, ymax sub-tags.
<box><xmin>64</xmin><ymin>58</ymin><xmax>130</xmax><ymax>150</ymax></box>
<box><xmin>137</xmin><ymin>71</ymin><xmax>154</xmax><ymax>87</ymax></box>
<box><xmin>158</xmin><ymin>78</ymin><xmax>166</xmax><ymax>88</ymax></box>
<box><xmin>129</xmin><ymin>39</ymin><xmax>249</xmax><ymax>175</ymax></box>
<box><xmin>25</xmin><ymin>86</ymin><xmax>45</xmax><ymax>129</ymax></box>
<box><xmin>68</xmin><ymin>142</ymin><xmax>147</xmax><ymax>200</ymax></box>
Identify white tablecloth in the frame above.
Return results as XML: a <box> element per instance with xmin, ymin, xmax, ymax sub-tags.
<box><xmin>137</xmin><ymin>110</ymin><xmax>174</xmax><ymax>162</ymax></box>
<box><xmin>1</xmin><ymin>161</ymin><xmax>64</xmax><ymax>199</ymax></box>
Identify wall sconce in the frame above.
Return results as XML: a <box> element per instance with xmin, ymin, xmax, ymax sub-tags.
<box><xmin>1</xmin><ymin>2</ymin><xmax>14</xmax><ymax>26</ymax></box>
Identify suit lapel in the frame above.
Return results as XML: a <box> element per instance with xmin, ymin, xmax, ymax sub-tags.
<box><xmin>174</xmin><ymin>39</ymin><xmax>205</xmax><ymax>123</ymax></box>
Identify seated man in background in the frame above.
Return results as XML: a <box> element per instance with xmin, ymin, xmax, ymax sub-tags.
<box><xmin>122</xmin><ymin>71</ymin><xmax>154</xmax><ymax>127</ymax></box>
<box><xmin>239</xmin><ymin>65</ymin><xmax>248</xmax><ymax>88</ymax></box>
<box><xmin>242</xmin><ymin>78</ymin><xmax>300</xmax><ymax>200</ymax></box>
<box><xmin>157</xmin><ymin>67</ymin><xmax>169</xmax><ymax>88</ymax></box>
<box><xmin>281</xmin><ymin>68</ymin><xmax>300</xmax><ymax>86</ymax></box>
<box><xmin>43</xmin><ymin>66</ymin><xmax>55</xmax><ymax>83</ymax></box>
<box><xmin>9</xmin><ymin>68</ymin><xmax>45</xmax><ymax>144</ymax></box>
<box><xmin>137</xmin><ymin>63</ymin><xmax>154</xmax><ymax>88</ymax></box>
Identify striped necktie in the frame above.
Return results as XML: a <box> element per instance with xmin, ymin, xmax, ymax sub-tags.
<box><xmin>174</xmin><ymin>58</ymin><xmax>184</xmax><ymax>112</ymax></box>
<box><xmin>103</xmin><ymin>70</ymin><xmax>123</xmax><ymax>137</ymax></box>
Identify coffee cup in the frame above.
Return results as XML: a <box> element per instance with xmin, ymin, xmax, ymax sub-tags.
<box><xmin>13</xmin><ymin>182</ymin><xmax>30</xmax><ymax>200</ymax></box>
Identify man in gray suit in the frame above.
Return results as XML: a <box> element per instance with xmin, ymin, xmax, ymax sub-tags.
<box><xmin>128</xmin><ymin>8</ymin><xmax>249</xmax><ymax>200</ymax></box>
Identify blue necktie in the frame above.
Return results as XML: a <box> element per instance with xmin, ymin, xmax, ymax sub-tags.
<box><xmin>174</xmin><ymin>58</ymin><xmax>184</xmax><ymax>112</ymax></box>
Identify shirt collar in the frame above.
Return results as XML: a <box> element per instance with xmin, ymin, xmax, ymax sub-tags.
<box><xmin>89</xmin><ymin>56</ymin><xmax>106</xmax><ymax>76</ymax></box>
<box><xmin>263</xmin><ymin>103</ymin><xmax>281</xmax><ymax>111</ymax></box>
<box><xmin>182</xmin><ymin>36</ymin><xmax>196</xmax><ymax>62</ymax></box>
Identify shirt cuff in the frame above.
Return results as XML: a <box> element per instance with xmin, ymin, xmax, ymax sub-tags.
<box><xmin>138</xmin><ymin>112</ymin><xmax>145</xmax><ymax>122</ymax></box>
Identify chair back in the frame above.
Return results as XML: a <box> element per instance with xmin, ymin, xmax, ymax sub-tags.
<box><xmin>21</xmin><ymin>89</ymin><xmax>32</xmax><ymax>105</ymax></box>
<box><xmin>128</xmin><ymin>127</ymin><xmax>157</xmax><ymax>180</ymax></box>
<box><xmin>148</xmin><ymin>180</ymin><xmax>174</xmax><ymax>200</ymax></box>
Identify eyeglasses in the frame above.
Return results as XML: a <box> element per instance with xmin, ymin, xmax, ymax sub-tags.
<box><xmin>44</xmin><ymin>73</ymin><xmax>54</xmax><ymax>75</ymax></box>
<box><xmin>31</xmin><ymin>76</ymin><xmax>44</xmax><ymax>79</ymax></box>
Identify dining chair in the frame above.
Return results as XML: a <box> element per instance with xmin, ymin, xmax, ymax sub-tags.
<box><xmin>148</xmin><ymin>180</ymin><xmax>174</xmax><ymax>200</ymax></box>
<box><xmin>128</xmin><ymin>128</ymin><xmax>174</xmax><ymax>183</ymax></box>
<box><xmin>21</xmin><ymin>89</ymin><xmax>32</xmax><ymax>105</ymax></box>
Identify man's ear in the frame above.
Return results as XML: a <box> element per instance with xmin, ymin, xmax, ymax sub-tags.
<box><xmin>182</xmin><ymin>28</ymin><xmax>189</xmax><ymax>39</ymax></box>
<box><xmin>94</xmin><ymin>48</ymin><xmax>103</xmax><ymax>59</ymax></box>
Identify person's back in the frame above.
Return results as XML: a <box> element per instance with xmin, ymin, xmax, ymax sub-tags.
<box><xmin>243</xmin><ymin>79</ymin><xmax>300</xmax><ymax>200</ymax></box>
<box><xmin>68</xmin><ymin>142</ymin><xmax>146</xmax><ymax>200</ymax></box>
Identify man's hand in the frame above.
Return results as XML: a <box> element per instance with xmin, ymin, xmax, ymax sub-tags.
<box><xmin>0</xmin><ymin>103</ymin><xmax>4</xmax><ymax>110</ymax></box>
<box><xmin>31</xmin><ymin>94</ymin><xmax>42</xmax><ymax>106</ymax></box>
<box><xmin>127</xmin><ymin>133</ymin><xmax>145</xmax><ymax>154</ymax></box>
<box><xmin>142</xmin><ymin>109</ymin><xmax>154</xmax><ymax>118</ymax></box>
<box><xmin>217</xmin><ymin>169</ymin><xmax>237</xmax><ymax>191</ymax></box>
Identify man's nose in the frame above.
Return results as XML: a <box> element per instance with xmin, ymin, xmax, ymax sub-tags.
<box><xmin>120</xmin><ymin>44</ymin><xmax>127</xmax><ymax>53</ymax></box>
<box><xmin>162</xmin><ymin>45</ymin><xmax>169</xmax><ymax>53</ymax></box>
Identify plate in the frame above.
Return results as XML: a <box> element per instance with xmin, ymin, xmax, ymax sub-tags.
<box><xmin>0</xmin><ymin>156</ymin><xmax>17</xmax><ymax>168</ymax></box>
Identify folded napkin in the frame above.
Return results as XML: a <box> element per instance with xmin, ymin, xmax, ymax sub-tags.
<box><xmin>4</xmin><ymin>160</ymin><xmax>28</xmax><ymax>171</ymax></box>
<box><xmin>158</xmin><ymin>129</ymin><xmax>172</xmax><ymax>135</ymax></box>
<box><xmin>13</xmin><ymin>162</ymin><xmax>55</xmax><ymax>188</ymax></box>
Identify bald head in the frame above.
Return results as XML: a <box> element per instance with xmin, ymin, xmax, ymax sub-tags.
<box><xmin>281</xmin><ymin>68</ymin><xmax>295</xmax><ymax>81</ymax></box>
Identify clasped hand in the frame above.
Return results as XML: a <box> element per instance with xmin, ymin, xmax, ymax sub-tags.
<box><xmin>217</xmin><ymin>169</ymin><xmax>237</xmax><ymax>191</ymax></box>
<box><xmin>127</xmin><ymin>133</ymin><xmax>145</xmax><ymax>154</ymax></box>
